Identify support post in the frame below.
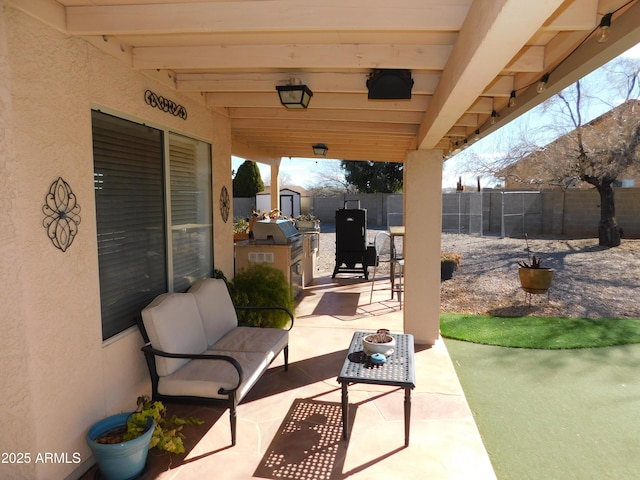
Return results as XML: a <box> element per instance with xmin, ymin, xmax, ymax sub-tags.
<box><xmin>403</xmin><ymin>150</ymin><xmax>442</xmax><ymax>345</ymax></box>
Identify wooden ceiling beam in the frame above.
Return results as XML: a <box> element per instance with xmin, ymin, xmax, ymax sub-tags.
<box><xmin>206</xmin><ymin>92</ymin><xmax>432</xmax><ymax>111</ymax></box>
<box><xmin>231</xmin><ymin>118</ymin><xmax>419</xmax><ymax>135</ymax></box>
<box><xmin>66</xmin><ymin>1</ymin><xmax>469</xmax><ymax>35</ymax></box>
<box><xmin>235</xmin><ymin>135</ymin><xmax>415</xmax><ymax>147</ymax></box>
<box><xmin>227</xmin><ymin>107</ymin><xmax>424</xmax><ymax>124</ymax></box>
<box><xmin>132</xmin><ymin>44</ymin><xmax>453</xmax><ymax>71</ymax></box>
<box><xmin>177</xmin><ymin>72</ymin><xmax>441</xmax><ymax>95</ymax></box>
<box><xmin>542</xmin><ymin>0</ymin><xmax>598</xmax><ymax>31</ymax></box>
<box><xmin>417</xmin><ymin>0</ymin><xmax>564</xmax><ymax>149</ymax></box>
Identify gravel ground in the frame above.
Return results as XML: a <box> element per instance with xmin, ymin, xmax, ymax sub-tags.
<box><xmin>316</xmin><ymin>224</ymin><xmax>640</xmax><ymax>318</ymax></box>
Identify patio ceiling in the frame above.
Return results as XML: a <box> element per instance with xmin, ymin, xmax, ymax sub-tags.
<box><xmin>17</xmin><ymin>0</ymin><xmax>640</xmax><ymax>163</ymax></box>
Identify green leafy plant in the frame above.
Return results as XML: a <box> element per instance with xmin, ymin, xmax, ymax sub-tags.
<box><xmin>233</xmin><ymin>217</ymin><xmax>250</xmax><ymax>235</ymax></box>
<box><xmin>227</xmin><ymin>264</ymin><xmax>295</xmax><ymax>329</ymax></box>
<box><xmin>295</xmin><ymin>213</ymin><xmax>319</xmax><ymax>222</ymax></box>
<box><xmin>102</xmin><ymin>396</ymin><xmax>203</xmax><ymax>454</ymax></box>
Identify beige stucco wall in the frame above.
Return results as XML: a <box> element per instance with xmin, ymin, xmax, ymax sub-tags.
<box><xmin>0</xmin><ymin>5</ymin><xmax>232</xmax><ymax>479</ymax></box>
<box><xmin>0</xmin><ymin>6</ymin><xmax>37</xmax><ymax>479</ymax></box>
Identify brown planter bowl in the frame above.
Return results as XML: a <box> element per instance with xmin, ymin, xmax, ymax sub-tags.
<box><xmin>518</xmin><ymin>267</ymin><xmax>554</xmax><ymax>294</ymax></box>
<box><xmin>233</xmin><ymin>233</ymin><xmax>250</xmax><ymax>242</ymax></box>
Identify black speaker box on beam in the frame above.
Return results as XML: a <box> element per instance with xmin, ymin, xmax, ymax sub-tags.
<box><xmin>366</xmin><ymin>69</ymin><xmax>414</xmax><ymax>100</ymax></box>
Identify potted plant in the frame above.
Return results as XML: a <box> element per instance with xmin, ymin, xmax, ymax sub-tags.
<box><xmin>441</xmin><ymin>253</ymin><xmax>462</xmax><ymax>280</ymax></box>
<box><xmin>362</xmin><ymin>329</ymin><xmax>396</xmax><ymax>356</ymax></box>
<box><xmin>87</xmin><ymin>396</ymin><xmax>203</xmax><ymax>480</ymax></box>
<box><xmin>226</xmin><ymin>264</ymin><xmax>295</xmax><ymax>329</ymax></box>
<box><xmin>517</xmin><ymin>235</ymin><xmax>554</xmax><ymax>294</ymax></box>
<box><xmin>294</xmin><ymin>213</ymin><xmax>320</xmax><ymax>231</ymax></box>
<box><xmin>233</xmin><ymin>217</ymin><xmax>250</xmax><ymax>242</ymax></box>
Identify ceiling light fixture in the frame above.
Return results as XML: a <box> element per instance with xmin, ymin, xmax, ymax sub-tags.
<box><xmin>312</xmin><ymin>143</ymin><xmax>328</xmax><ymax>156</ymax></box>
<box><xmin>276</xmin><ymin>79</ymin><xmax>313</xmax><ymax>109</ymax></box>
<box><xmin>509</xmin><ymin>90</ymin><xmax>517</xmax><ymax>107</ymax></box>
<box><xmin>536</xmin><ymin>73</ymin><xmax>550</xmax><ymax>94</ymax></box>
<box><xmin>596</xmin><ymin>13</ymin><xmax>613</xmax><ymax>43</ymax></box>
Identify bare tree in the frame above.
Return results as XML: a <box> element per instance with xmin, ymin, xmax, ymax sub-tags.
<box><xmin>306</xmin><ymin>160</ymin><xmax>356</xmax><ymax>196</ymax></box>
<box><xmin>545</xmin><ymin>59</ymin><xmax>640</xmax><ymax>246</ymax></box>
<box><xmin>462</xmin><ymin>57</ymin><xmax>640</xmax><ymax>247</ymax></box>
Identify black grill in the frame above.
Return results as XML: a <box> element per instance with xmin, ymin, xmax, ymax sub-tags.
<box><xmin>332</xmin><ymin>201</ymin><xmax>374</xmax><ymax>279</ymax></box>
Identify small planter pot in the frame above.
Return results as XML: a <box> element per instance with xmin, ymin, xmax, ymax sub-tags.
<box><xmin>441</xmin><ymin>260</ymin><xmax>458</xmax><ymax>280</ymax></box>
<box><xmin>295</xmin><ymin>220</ymin><xmax>320</xmax><ymax>231</ymax></box>
<box><xmin>518</xmin><ymin>267</ymin><xmax>555</xmax><ymax>294</ymax></box>
<box><xmin>233</xmin><ymin>233</ymin><xmax>250</xmax><ymax>242</ymax></box>
<box><xmin>362</xmin><ymin>333</ymin><xmax>396</xmax><ymax>357</ymax></box>
<box><xmin>87</xmin><ymin>412</ymin><xmax>154</xmax><ymax>480</ymax></box>
<box><xmin>440</xmin><ymin>254</ymin><xmax>461</xmax><ymax>281</ymax></box>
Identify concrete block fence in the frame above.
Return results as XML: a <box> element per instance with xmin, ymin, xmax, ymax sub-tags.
<box><xmin>233</xmin><ymin>188</ymin><xmax>640</xmax><ymax>238</ymax></box>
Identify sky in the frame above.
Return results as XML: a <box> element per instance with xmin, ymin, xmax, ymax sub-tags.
<box><xmin>233</xmin><ymin>42</ymin><xmax>640</xmax><ymax>190</ymax></box>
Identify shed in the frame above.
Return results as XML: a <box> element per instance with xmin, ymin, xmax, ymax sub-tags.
<box><xmin>256</xmin><ymin>187</ymin><xmax>304</xmax><ymax>217</ymax></box>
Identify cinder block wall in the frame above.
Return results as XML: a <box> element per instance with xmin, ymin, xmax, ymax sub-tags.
<box><xmin>563</xmin><ymin>190</ymin><xmax>601</xmax><ymax>237</ymax></box>
<box><xmin>234</xmin><ymin>188</ymin><xmax>640</xmax><ymax>237</ymax></box>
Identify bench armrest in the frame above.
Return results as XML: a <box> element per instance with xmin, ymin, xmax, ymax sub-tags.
<box><xmin>141</xmin><ymin>344</ymin><xmax>243</xmax><ymax>395</ymax></box>
<box><xmin>235</xmin><ymin>305</ymin><xmax>295</xmax><ymax>331</ymax></box>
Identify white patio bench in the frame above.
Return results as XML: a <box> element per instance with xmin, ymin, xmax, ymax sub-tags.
<box><xmin>138</xmin><ymin>278</ymin><xmax>293</xmax><ymax>445</ymax></box>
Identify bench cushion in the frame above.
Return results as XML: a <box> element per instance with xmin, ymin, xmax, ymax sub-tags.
<box><xmin>189</xmin><ymin>278</ymin><xmax>238</xmax><ymax>347</ymax></box>
<box><xmin>212</xmin><ymin>326</ymin><xmax>288</xmax><ymax>364</ymax></box>
<box><xmin>157</xmin><ymin>350</ymin><xmax>268</xmax><ymax>401</ymax></box>
<box><xmin>141</xmin><ymin>292</ymin><xmax>208</xmax><ymax>377</ymax></box>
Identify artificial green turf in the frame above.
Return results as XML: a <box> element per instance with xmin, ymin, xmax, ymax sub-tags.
<box><xmin>440</xmin><ymin>313</ymin><xmax>640</xmax><ymax>349</ymax></box>
<box><xmin>445</xmin><ymin>340</ymin><xmax>640</xmax><ymax>480</ymax></box>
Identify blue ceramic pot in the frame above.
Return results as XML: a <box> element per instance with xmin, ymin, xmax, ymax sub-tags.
<box><xmin>86</xmin><ymin>412</ymin><xmax>154</xmax><ymax>480</ymax></box>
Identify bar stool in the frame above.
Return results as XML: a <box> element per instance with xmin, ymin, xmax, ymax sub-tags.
<box><xmin>391</xmin><ymin>258</ymin><xmax>404</xmax><ymax>309</ymax></box>
<box><xmin>369</xmin><ymin>231</ymin><xmax>392</xmax><ymax>304</ymax></box>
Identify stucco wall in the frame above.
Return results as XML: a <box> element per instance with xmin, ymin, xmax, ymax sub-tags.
<box><xmin>1</xmin><ymin>5</ymin><xmax>232</xmax><ymax>479</ymax></box>
<box><xmin>0</xmin><ymin>6</ymin><xmax>37</xmax><ymax>479</ymax></box>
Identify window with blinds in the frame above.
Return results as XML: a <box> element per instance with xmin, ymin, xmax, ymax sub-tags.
<box><xmin>169</xmin><ymin>133</ymin><xmax>213</xmax><ymax>292</ymax></box>
<box><xmin>92</xmin><ymin>111</ymin><xmax>213</xmax><ymax>340</ymax></box>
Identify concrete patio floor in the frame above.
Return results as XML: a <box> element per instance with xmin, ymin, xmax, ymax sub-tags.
<box><xmin>82</xmin><ymin>274</ymin><xmax>496</xmax><ymax>480</ymax></box>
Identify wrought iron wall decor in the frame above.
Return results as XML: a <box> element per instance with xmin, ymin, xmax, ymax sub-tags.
<box><xmin>144</xmin><ymin>89</ymin><xmax>188</xmax><ymax>120</ymax></box>
<box><xmin>42</xmin><ymin>177</ymin><xmax>81</xmax><ymax>252</ymax></box>
<box><xmin>219</xmin><ymin>185</ymin><xmax>230</xmax><ymax>223</ymax></box>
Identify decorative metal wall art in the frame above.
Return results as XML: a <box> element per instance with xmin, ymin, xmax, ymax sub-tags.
<box><xmin>42</xmin><ymin>177</ymin><xmax>81</xmax><ymax>252</ymax></box>
<box><xmin>219</xmin><ymin>185</ymin><xmax>230</xmax><ymax>223</ymax></box>
<box><xmin>144</xmin><ymin>89</ymin><xmax>188</xmax><ymax>120</ymax></box>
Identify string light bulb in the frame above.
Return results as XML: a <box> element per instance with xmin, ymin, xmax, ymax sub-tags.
<box><xmin>490</xmin><ymin>110</ymin><xmax>498</xmax><ymax>125</ymax></box>
<box><xmin>509</xmin><ymin>90</ymin><xmax>517</xmax><ymax>107</ymax></box>
<box><xmin>536</xmin><ymin>73</ymin><xmax>550</xmax><ymax>94</ymax></box>
<box><xmin>596</xmin><ymin>13</ymin><xmax>612</xmax><ymax>43</ymax></box>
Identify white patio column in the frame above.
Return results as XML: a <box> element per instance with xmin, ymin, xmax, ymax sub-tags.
<box><xmin>403</xmin><ymin>149</ymin><xmax>443</xmax><ymax>345</ymax></box>
<box><xmin>270</xmin><ymin>160</ymin><xmax>281</xmax><ymax>212</ymax></box>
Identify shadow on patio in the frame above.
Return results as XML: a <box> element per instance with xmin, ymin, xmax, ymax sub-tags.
<box><xmin>80</xmin><ymin>274</ymin><xmax>496</xmax><ymax>480</ymax></box>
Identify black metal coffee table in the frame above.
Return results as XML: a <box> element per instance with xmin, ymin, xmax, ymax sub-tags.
<box><xmin>337</xmin><ymin>331</ymin><xmax>416</xmax><ymax>446</ymax></box>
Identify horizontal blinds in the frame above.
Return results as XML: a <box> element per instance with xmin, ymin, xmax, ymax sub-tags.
<box><xmin>92</xmin><ymin>110</ymin><xmax>167</xmax><ymax>340</ymax></box>
<box><xmin>169</xmin><ymin>133</ymin><xmax>213</xmax><ymax>291</ymax></box>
